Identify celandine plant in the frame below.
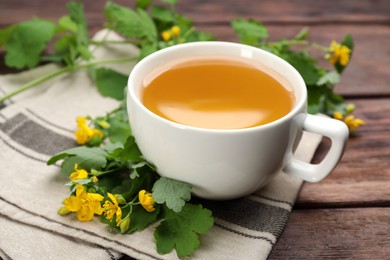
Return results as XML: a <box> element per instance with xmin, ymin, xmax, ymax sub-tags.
<box><xmin>0</xmin><ymin>0</ymin><xmax>364</xmax><ymax>257</ymax></box>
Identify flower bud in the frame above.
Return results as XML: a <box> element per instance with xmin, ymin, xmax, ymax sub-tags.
<box><xmin>118</xmin><ymin>215</ymin><xmax>130</xmax><ymax>233</ymax></box>
<box><xmin>97</xmin><ymin>120</ymin><xmax>110</xmax><ymax>129</ymax></box>
<box><xmin>87</xmin><ymin>187</ymin><xmax>97</xmax><ymax>193</ymax></box>
<box><xmin>345</xmin><ymin>103</ymin><xmax>355</xmax><ymax>114</ymax></box>
<box><xmin>90</xmin><ymin>176</ymin><xmax>99</xmax><ymax>183</ymax></box>
<box><xmin>58</xmin><ymin>206</ymin><xmax>70</xmax><ymax>215</ymax></box>
<box><xmin>90</xmin><ymin>169</ymin><xmax>100</xmax><ymax>176</ymax></box>
<box><xmin>115</xmin><ymin>194</ymin><xmax>126</xmax><ymax>205</ymax></box>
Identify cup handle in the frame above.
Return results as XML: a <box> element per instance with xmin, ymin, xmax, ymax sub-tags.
<box><xmin>283</xmin><ymin>114</ymin><xmax>349</xmax><ymax>182</ymax></box>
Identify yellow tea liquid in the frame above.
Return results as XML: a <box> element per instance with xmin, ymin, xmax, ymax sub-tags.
<box><xmin>141</xmin><ymin>58</ymin><xmax>294</xmax><ymax>130</ymax></box>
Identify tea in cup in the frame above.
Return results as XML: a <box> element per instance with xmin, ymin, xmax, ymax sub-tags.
<box><xmin>127</xmin><ymin>42</ymin><xmax>348</xmax><ymax>200</ymax></box>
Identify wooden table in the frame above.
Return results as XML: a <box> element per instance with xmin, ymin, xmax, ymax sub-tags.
<box><xmin>1</xmin><ymin>0</ymin><xmax>389</xmax><ymax>258</ymax></box>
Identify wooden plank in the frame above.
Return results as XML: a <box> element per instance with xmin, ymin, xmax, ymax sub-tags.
<box><xmin>0</xmin><ymin>0</ymin><xmax>388</xmax><ymax>26</ymax></box>
<box><xmin>176</xmin><ymin>0</ymin><xmax>390</xmax><ymax>24</ymax></box>
<box><xmin>297</xmin><ymin>98</ymin><xmax>390</xmax><ymax>208</ymax></box>
<box><xmin>0</xmin><ymin>0</ymin><xmax>119</xmax><ymax>27</ymax></box>
<box><xmin>269</xmin><ymin>208</ymin><xmax>390</xmax><ymax>259</ymax></box>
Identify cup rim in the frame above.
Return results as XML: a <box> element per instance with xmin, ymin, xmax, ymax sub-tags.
<box><xmin>127</xmin><ymin>41</ymin><xmax>307</xmax><ymax>133</ymax></box>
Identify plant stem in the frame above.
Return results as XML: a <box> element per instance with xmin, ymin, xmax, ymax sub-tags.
<box><xmin>91</xmin><ymin>167</ymin><xmax>121</xmax><ymax>177</ymax></box>
<box><xmin>269</xmin><ymin>39</ymin><xmax>329</xmax><ymax>52</ymax></box>
<box><xmin>0</xmin><ymin>56</ymin><xmax>138</xmax><ymax>103</ymax></box>
<box><xmin>91</xmin><ymin>39</ymin><xmax>142</xmax><ymax>45</ymax></box>
<box><xmin>0</xmin><ymin>66</ymin><xmax>72</xmax><ymax>103</ymax></box>
<box><xmin>77</xmin><ymin>56</ymin><xmax>138</xmax><ymax>68</ymax></box>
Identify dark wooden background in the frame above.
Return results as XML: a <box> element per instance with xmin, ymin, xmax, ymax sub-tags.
<box><xmin>0</xmin><ymin>0</ymin><xmax>389</xmax><ymax>258</ymax></box>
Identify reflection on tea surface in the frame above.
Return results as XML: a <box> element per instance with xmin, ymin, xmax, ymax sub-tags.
<box><xmin>142</xmin><ymin>58</ymin><xmax>294</xmax><ymax>129</ymax></box>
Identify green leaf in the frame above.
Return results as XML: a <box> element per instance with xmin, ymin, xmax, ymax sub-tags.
<box><xmin>127</xmin><ymin>204</ymin><xmax>161</xmax><ymax>233</ymax></box>
<box><xmin>87</xmin><ymin>134</ymin><xmax>104</xmax><ymax>147</ymax></box>
<box><xmin>4</xmin><ymin>19</ymin><xmax>56</xmax><ymax>69</ymax></box>
<box><xmin>103</xmin><ymin>142</ymin><xmax>124</xmax><ymax>156</ymax></box>
<box><xmin>136</xmin><ymin>0</ymin><xmax>154</xmax><ymax>9</ymax></box>
<box><xmin>137</xmin><ymin>8</ymin><xmax>158</xmax><ymax>42</ymax></box>
<box><xmin>57</xmin><ymin>16</ymin><xmax>77</xmax><ymax>33</ymax></box>
<box><xmin>107</xmin><ymin>119</ymin><xmax>131</xmax><ymax>145</ymax></box>
<box><xmin>97</xmin><ymin>170</ymin><xmax>129</xmax><ymax>191</ymax></box>
<box><xmin>59</xmin><ymin>156</ymin><xmax>81</xmax><ymax>175</ymax></box>
<box><xmin>152</xmin><ymin>177</ymin><xmax>192</xmax><ymax>212</ymax></box>
<box><xmin>154</xmin><ymin>204</ymin><xmax>214</xmax><ymax>257</ymax></box>
<box><xmin>307</xmin><ymin>86</ymin><xmax>324</xmax><ymax>114</ymax></box>
<box><xmin>316</xmin><ymin>71</ymin><xmax>340</xmax><ymax>86</ymax></box>
<box><xmin>93</xmin><ymin>67</ymin><xmax>128</xmax><ymax>100</ymax></box>
<box><xmin>104</xmin><ymin>2</ymin><xmax>146</xmax><ymax>39</ymax></box>
<box><xmin>112</xmin><ymin>166</ymin><xmax>159</xmax><ymax>199</ymax></box>
<box><xmin>341</xmin><ymin>34</ymin><xmax>354</xmax><ymax>51</ymax></box>
<box><xmin>280</xmin><ymin>51</ymin><xmax>321</xmax><ymax>85</ymax></box>
<box><xmin>47</xmin><ymin>146</ymin><xmax>107</xmax><ymax>171</ymax></box>
<box><xmin>67</xmin><ymin>2</ymin><xmax>92</xmax><ymax>60</ymax></box>
<box><xmin>139</xmin><ymin>41</ymin><xmax>158</xmax><ymax>60</ymax></box>
<box><xmin>0</xmin><ymin>25</ymin><xmax>16</xmax><ymax>46</ymax></box>
<box><xmin>160</xmin><ymin>0</ymin><xmax>178</xmax><ymax>6</ymax></box>
<box><xmin>120</xmin><ymin>136</ymin><xmax>142</xmax><ymax>162</ymax></box>
<box><xmin>293</xmin><ymin>27</ymin><xmax>309</xmax><ymax>40</ymax></box>
<box><xmin>231</xmin><ymin>18</ymin><xmax>268</xmax><ymax>46</ymax></box>
<box><xmin>151</xmin><ymin>6</ymin><xmax>176</xmax><ymax>22</ymax></box>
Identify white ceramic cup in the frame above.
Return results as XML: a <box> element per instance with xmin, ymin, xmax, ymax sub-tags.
<box><xmin>127</xmin><ymin>42</ymin><xmax>349</xmax><ymax>200</ymax></box>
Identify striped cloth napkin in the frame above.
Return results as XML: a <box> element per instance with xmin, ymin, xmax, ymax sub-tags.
<box><xmin>0</xmin><ymin>30</ymin><xmax>322</xmax><ymax>260</ymax></box>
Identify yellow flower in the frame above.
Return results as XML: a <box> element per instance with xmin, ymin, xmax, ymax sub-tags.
<box><xmin>161</xmin><ymin>30</ymin><xmax>172</xmax><ymax>41</ymax></box>
<box><xmin>63</xmin><ymin>185</ymin><xmax>104</xmax><ymax>222</ymax></box>
<box><xmin>139</xmin><ymin>190</ymin><xmax>155</xmax><ymax>212</ymax></box>
<box><xmin>69</xmin><ymin>163</ymin><xmax>88</xmax><ymax>181</ymax></box>
<box><xmin>103</xmin><ymin>193</ymin><xmax>122</xmax><ymax>224</ymax></box>
<box><xmin>333</xmin><ymin>111</ymin><xmax>344</xmax><ymax>120</ymax></box>
<box><xmin>329</xmin><ymin>40</ymin><xmax>351</xmax><ymax>66</ymax></box>
<box><xmin>90</xmin><ymin>176</ymin><xmax>99</xmax><ymax>183</ymax></box>
<box><xmin>74</xmin><ymin>116</ymin><xmax>103</xmax><ymax>145</ymax></box>
<box><xmin>171</xmin><ymin>25</ymin><xmax>180</xmax><ymax>37</ymax></box>
<box><xmin>333</xmin><ymin>111</ymin><xmax>365</xmax><ymax>133</ymax></box>
<box><xmin>344</xmin><ymin>115</ymin><xmax>365</xmax><ymax>133</ymax></box>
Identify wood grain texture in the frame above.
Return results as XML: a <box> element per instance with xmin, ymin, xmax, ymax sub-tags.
<box><xmin>269</xmin><ymin>208</ymin><xmax>390</xmax><ymax>259</ymax></box>
<box><xmin>176</xmin><ymin>0</ymin><xmax>390</xmax><ymax>24</ymax></box>
<box><xmin>1</xmin><ymin>0</ymin><xmax>388</xmax><ymax>25</ymax></box>
<box><xmin>297</xmin><ymin>98</ymin><xmax>390</xmax><ymax>208</ymax></box>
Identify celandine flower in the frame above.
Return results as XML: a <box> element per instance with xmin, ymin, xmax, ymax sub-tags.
<box><xmin>103</xmin><ymin>193</ymin><xmax>122</xmax><ymax>224</ymax></box>
<box><xmin>333</xmin><ymin>111</ymin><xmax>365</xmax><ymax>133</ymax></box>
<box><xmin>344</xmin><ymin>115</ymin><xmax>365</xmax><ymax>133</ymax></box>
<box><xmin>333</xmin><ymin>111</ymin><xmax>344</xmax><ymax>120</ymax></box>
<box><xmin>139</xmin><ymin>190</ymin><xmax>155</xmax><ymax>212</ymax></box>
<box><xmin>161</xmin><ymin>30</ymin><xmax>172</xmax><ymax>41</ymax></box>
<box><xmin>69</xmin><ymin>163</ymin><xmax>88</xmax><ymax>181</ymax></box>
<box><xmin>171</xmin><ymin>25</ymin><xmax>180</xmax><ymax>37</ymax></box>
<box><xmin>74</xmin><ymin>116</ymin><xmax>103</xmax><ymax>145</ymax></box>
<box><xmin>63</xmin><ymin>185</ymin><xmax>104</xmax><ymax>222</ymax></box>
<box><xmin>90</xmin><ymin>176</ymin><xmax>99</xmax><ymax>183</ymax></box>
<box><xmin>161</xmin><ymin>26</ymin><xmax>181</xmax><ymax>42</ymax></box>
<box><xmin>328</xmin><ymin>40</ymin><xmax>351</xmax><ymax>66</ymax></box>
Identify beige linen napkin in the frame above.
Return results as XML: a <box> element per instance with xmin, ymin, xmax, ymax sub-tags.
<box><xmin>0</xmin><ymin>30</ymin><xmax>322</xmax><ymax>260</ymax></box>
